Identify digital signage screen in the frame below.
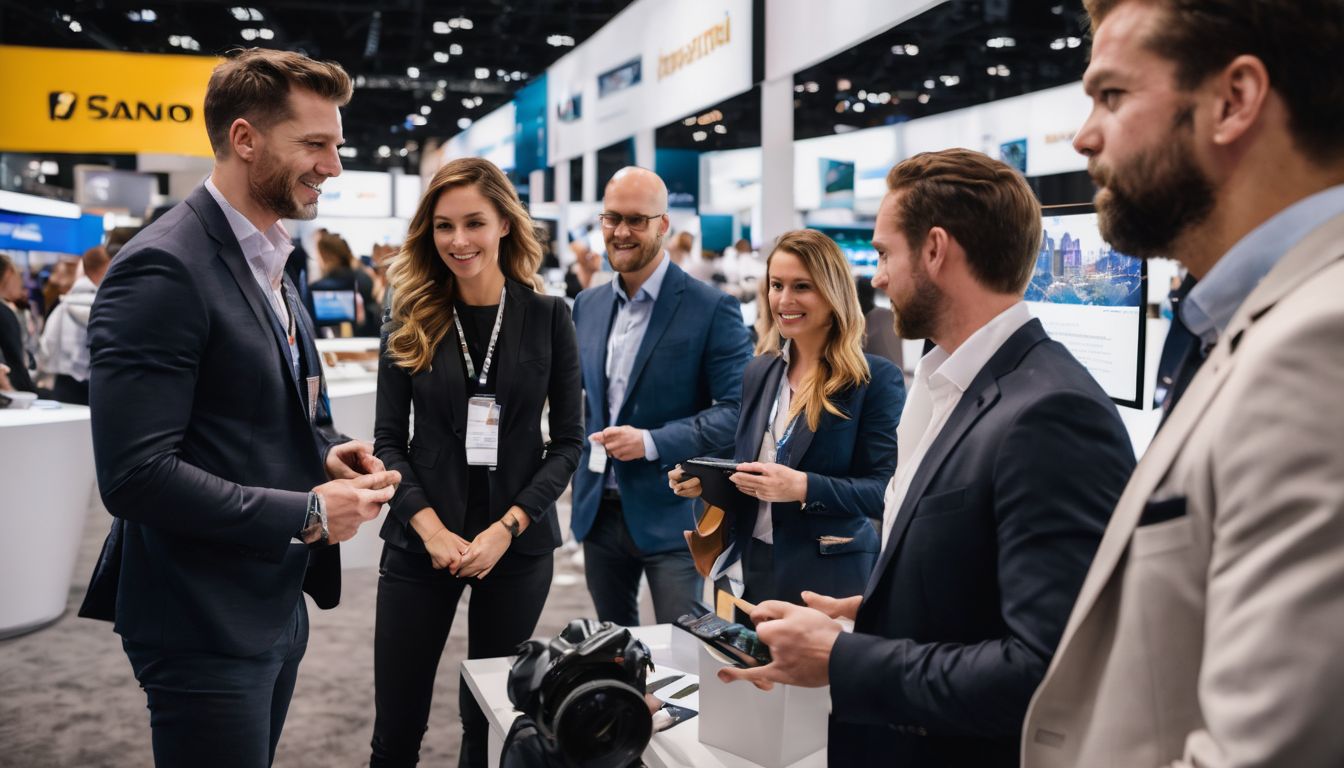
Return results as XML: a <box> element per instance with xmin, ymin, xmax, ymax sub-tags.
<box><xmin>1027</xmin><ymin>204</ymin><xmax>1147</xmax><ymax>408</ymax></box>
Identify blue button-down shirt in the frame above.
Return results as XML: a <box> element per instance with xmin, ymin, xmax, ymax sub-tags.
<box><xmin>1183</xmin><ymin>184</ymin><xmax>1344</xmax><ymax>348</ymax></box>
<box><xmin>605</xmin><ymin>252</ymin><xmax>671</xmax><ymax>465</ymax></box>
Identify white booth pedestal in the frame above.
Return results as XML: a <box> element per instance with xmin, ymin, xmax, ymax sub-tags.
<box><xmin>0</xmin><ymin>405</ymin><xmax>96</xmax><ymax>638</ymax></box>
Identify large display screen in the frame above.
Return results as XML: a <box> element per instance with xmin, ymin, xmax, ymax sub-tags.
<box><xmin>1026</xmin><ymin>205</ymin><xmax>1146</xmax><ymax>408</ymax></box>
<box><xmin>312</xmin><ymin>290</ymin><xmax>356</xmax><ymax>323</ymax></box>
<box><xmin>810</xmin><ymin>224</ymin><xmax>878</xmax><ymax>277</ymax></box>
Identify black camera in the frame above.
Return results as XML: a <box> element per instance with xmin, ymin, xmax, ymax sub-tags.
<box><xmin>504</xmin><ymin>619</ymin><xmax>655</xmax><ymax>768</ymax></box>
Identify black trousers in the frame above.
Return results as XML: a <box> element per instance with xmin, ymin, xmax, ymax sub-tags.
<box><xmin>122</xmin><ymin>601</ymin><xmax>308</xmax><ymax>768</ymax></box>
<box><xmin>370</xmin><ymin>543</ymin><xmax>553</xmax><ymax>768</ymax></box>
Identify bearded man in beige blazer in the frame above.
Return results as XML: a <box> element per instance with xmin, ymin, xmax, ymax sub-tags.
<box><xmin>1022</xmin><ymin>2</ymin><xmax>1344</xmax><ymax>767</ymax></box>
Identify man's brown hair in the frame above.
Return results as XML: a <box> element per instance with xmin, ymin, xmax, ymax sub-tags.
<box><xmin>885</xmin><ymin>148</ymin><xmax>1042</xmax><ymax>295</ymax></box>
<box><xmin>1084</xmin><ymin>0</ymin><xmax>1344</xmax><ymax>162</ymax></box>
<box><xmin>204</xmin><ymin>48</ymin><xmax>353</xmax><ymax>158</ymax></box>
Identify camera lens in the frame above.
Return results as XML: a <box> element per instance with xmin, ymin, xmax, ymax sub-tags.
<box><xmin>552</xmin><ymin>678</ymin><xmax>652</xmax><ymax>768</ymax></box>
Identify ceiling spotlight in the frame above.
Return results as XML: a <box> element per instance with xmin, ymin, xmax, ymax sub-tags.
<box><xmin>1066</xmin><ymin>36</ymin><xmax>1082</xmax><ymax>48</ymax></box>
<box><xmin>338</xmin><ymin>146</ymin><xmax>358</xmax><ymax>158</ymax></box>
<box><xmin>398</xmin><ymin>148</ymin><xmax>409</xmax><ymax>157</ymax></box>
<box><xmin>407</xmin><ymin>66</ymin><xmax>420</xmax><ymax>78</ymax></box>
<box><xmin>458</xmin><ymin>117</ymin><xmax>473</xmax><ymax>130</ymax></box>
<box><xmin>449</xmin><ymin>16</ymin><xmax>472</xmax><ymax>29</ymax></box>
<box><xmin>692</xmin><ymin>130</ymin><xmax>708</xmax><ymax>142</ymax></box>
<box><xmin>939</xmin><ymin>74</ymin><xmax>960</xmax><ymax>86</ymax></box>
<box><xmin>431</xmin><ymin>89</ymin><xmax>445</xmax><ymax>102</ymax></box>
<box><xmin>917</xmin><ymin>93</ymin><xmax>931</xmax><ymax>104</ymax></box>
<box><xmin>714</xmin><ymin>124</ymin><xmax>727</xmax><ymax>134</ymax></box>
<box><xmin>434</xmin><ymin>51</ymin><xmax>449</xmax><ymax>63</ymax></box>
<box><xmin>682</xmin><ymin>116</ymin><xmax>696</xmax><ymax>126</ymax></box>
<box><xmin>462</xmin><ymin>97</ymin><xmax>476</xmax><ymax>108</ymax></box>
<box><xmin>420</xmin><ymin>105</ymin><xmax>431</xmax><ymax>115</ymax></box>
<box><xmin>433</xmin><ymin>21</ymin><xmax>450</xmax><ymax>34</ymax></box>
<box><xmin>837</xmin><ymin>78</ymin><xmax>852</xmax><ymax>91</ymax></box>
<box><xmin>449</xmin><ymin>43</ymin><xmax>463</xmax><ymax>55</ymax></box>
<box><xmin>241</xmin><ymin>28</ymin><xmax>258</xmax><ymax>41</ymax></box>
<box><xmin>437</xmin><ymin>79</ymin><xmax>448</xmax><ymax>88</ymax></box>
<box><xmin>878</xmin><ymin>92</ymin><xmax>892</xmax><ymax>104</ymax></box>
<box><xmin>406</xmin><ymin>114</ymin><xmax>427</xmax><ymax>127</ymax></box>
<box><xmin>804</xmin><ymin>81</ymin><xmax>819</xmax><ymax>93</ymax></box>
<box><xmin>475</xmin><ymin>67</ymin><xmax>489</xmax><ymax>79</ymax></box>
<box><xmin>230</xmin><ymin>7</ymin><xmax>249</xmax><ymax>21</ymax></box>
<box><xmin>473</xmin><ymin>96</ymin><xmax>483</xmax><ymax>106</ymax></box>
<box><xmin>986</xmin><ymin>36</ymin><xmax>1016</xmax><ymax>48</ymax></box>
<box><xmin>377</xmin><ymin>145</ymin><xmax>392</xmax><ymax>158</ymax></box>
<box><xmin>924</xmin><ymin>79</ymin><xmax>936</xmax><ymax>89</ymax></box>
<box><xmin>258</xmin><ymin>28</ymin><xmax>273</xmax><ymax>40</ymax></box>
<box><xmin>794</xmin><ymin>84</ymin><xmax>805</xmax><ymax>93</ymax></box>
<box><xmin>892</xmin><ymin>44</ymin><xmax>920</xmax><ymax>56</ymax></box>
<box><xmin>1050</xmin><ymin>38</ymin><xmax>1066</xmax><ymax>51</ymax></box>
<box><xmin>853</xmin><ymin>102</ymin><xmax>866</xmax><ymax>113</ymax></box>
<box><xmin>546</xmin><ymin>34</ymin><xmax>575</xmax><ymax>47</ymax></box>
<box><xmin>128</xmin><ymin>9</ymin><xmax>157</xmax><ymax>22</ymax></box>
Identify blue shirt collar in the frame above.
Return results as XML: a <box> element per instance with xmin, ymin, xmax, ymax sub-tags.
<box><xmin>1183</xmin><ymin>183</ymin><xmax>1344</xmax><ymax>346</ymax></box>
<box><xmin>613</xmin><ymin>251</ymin><xmax>670</xmax><ymax>304</ymax></box>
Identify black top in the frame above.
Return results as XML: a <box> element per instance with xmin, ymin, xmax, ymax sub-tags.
<box><xmin>0</xmin><ymin>304</ymin><xmax>36</xmax><ymax>392</ymax></box>
<box><xmin>454</xmin><ymin>299</ymin><xmax>501</xmax><ymax>540</ymax></box>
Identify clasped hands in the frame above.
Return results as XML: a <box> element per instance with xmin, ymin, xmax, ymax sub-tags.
<box><xmin>423</xmin><ymin>506</ymin><xmax>525</xmax><ymax>579</ymax></box>
<box><xmin>667</xmin><ymin>461</ymin><xmax>808</xmax><ymax>503</ymax></box>
<box><xmin>715</xmin><ymin>591</ymin><xmax>861</xmax><ymax>690</ymax></box>
<box><xmin>310</xmin><ymin>440</ymin><xmax>400</xmax><ymax>544</ymax></box>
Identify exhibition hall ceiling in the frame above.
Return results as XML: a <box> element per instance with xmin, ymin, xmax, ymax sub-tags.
<box><xmin>3</xmin><ymin>0</ymin><xmax>1091</xmax><ymax>164</ymax></box>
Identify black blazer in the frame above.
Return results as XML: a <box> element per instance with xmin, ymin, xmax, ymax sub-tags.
<box><xmin>827</xmin><ymin>319</ymin><xmax>1136</xmax><ymax>768</ymax></box>
<box><xmin>84</xmin><ymin>185</ymin><xmax>345</xmax><ymax>658</ymax></box>
<box><xmin>373</xmin><ymin>279</ymin><xmax>583</xmax><ymax>555</ymax></box>
<box><xmin>722</xmin><ymin>352</ymin><xmax>903</xmax><ymax>602</ymax></box>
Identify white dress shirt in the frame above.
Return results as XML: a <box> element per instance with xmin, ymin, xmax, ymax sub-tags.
<box><xmin>604</xmin><ymin>253</ymin><xmax>670</xmax><ymax>480</ymax></box>
<box><xmin>204</xmin><ymin>178</ymin><xmax>297</xmax><ymax>367</ymax></box>
<box><xmin>880</xmin><ymin>302</ymin><xmax>1033</xmax><ymax>546</ymax></box>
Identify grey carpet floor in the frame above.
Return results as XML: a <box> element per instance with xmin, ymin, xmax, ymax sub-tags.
<box><xmin>0</xmin><ymin>491</ymin><xmax>653</xmax><ymax>767</ymax></box>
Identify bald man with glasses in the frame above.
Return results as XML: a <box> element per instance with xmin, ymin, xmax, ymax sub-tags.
<box><xmin>571</xmin><ymin>166</ymin><xmax>753</xmax><ymax>627</ymax></box>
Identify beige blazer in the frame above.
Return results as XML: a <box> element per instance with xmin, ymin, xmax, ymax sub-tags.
<box><xmin>1021</xmin><ymin>211</ymin><xmax>1344</xmax><ymax>768</ymax></box>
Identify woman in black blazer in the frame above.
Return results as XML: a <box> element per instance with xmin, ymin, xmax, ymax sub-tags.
<box><xmin>370</xmin><ymin>157</ymin><xmax>583</xmax><ymax>768</ymax></box>
<box><xmin>669</xmin><ymin>229</ymin><xmax>903</xmax><ymax>606</ymax></box>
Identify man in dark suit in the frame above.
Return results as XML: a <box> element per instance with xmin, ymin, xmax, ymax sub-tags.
<box><xmin>721</xmin><ymin>149</ymin><xmax>1135</xmax><ymax>767</ymax></box>
<box><xmin>572</xmin><ymin>166</ymin><xmax>752</xmax><ymax>626</ymax></box>
<box><xmin>83</xmin><ymin>49</ymin><xmax>399</xmax><ymax>767</ymax></box>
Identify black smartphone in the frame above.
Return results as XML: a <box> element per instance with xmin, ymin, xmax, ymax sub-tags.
<box><xmin>673</xmin><ymin>610</ymin><xmax>772</xmax><ymax>669</ymax></box>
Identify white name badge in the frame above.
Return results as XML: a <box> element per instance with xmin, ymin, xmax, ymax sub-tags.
<box><xmin>588</xmin><ymin>437</ymin><xmax>608</xmax><ymax>474</ymax></box>
<box><xmin>466</xmin><ymin>396</ymin><xmax>501</xmax><ymax>467</ymax></box>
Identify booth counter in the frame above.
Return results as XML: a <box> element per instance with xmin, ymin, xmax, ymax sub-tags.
<box><xmin>0</xmin><ymin>404</ymin><xmax>96</xmax><ymax>638</ymax></box>
<box><xmin>317</xmin><ymin>338</ymin><xmax>386</xmax><ymax>569</ymax></box>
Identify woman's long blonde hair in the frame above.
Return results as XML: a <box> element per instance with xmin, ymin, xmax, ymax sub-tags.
<box><xmin>385</xmin><ymin>157</ymin><xmax>544</xmax><ymax>374</ymax></box>
<box><xmin>754</xmin><ymin>229</ymin><xmax>870</xmax><ymax>431</ymax></box>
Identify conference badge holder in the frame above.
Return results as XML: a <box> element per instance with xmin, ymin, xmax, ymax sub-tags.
<box><xmin>466</xmin><ymin>396</ymin><xmax>500</xmax><ymax>467</ymax></box>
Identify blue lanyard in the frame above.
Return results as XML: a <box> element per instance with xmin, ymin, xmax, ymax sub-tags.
<box><xmin>767</xmin><ymin>375</ymin><xmax>800</xmax><ymax>463</ymax></box>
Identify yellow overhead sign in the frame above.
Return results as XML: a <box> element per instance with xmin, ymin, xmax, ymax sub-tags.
<box><xmin>0</xmin><ymin>46</ymin><xmax>220</xmax><ymax>157</ymax></box>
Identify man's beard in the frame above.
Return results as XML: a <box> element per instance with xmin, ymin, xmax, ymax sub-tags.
<box><xmin>893</xmin><ymin>257</ymin><xmax>942</xmax><ymax>340</ymax></box>
<box><xmin>250</xmin><ymin>150</ymin><xmax>316</xmax><ymax>221</ymax></box>
<box><xmin>1091</xmin><ymin>107</ymin><xmax>1215</xmax><ymax>259</ymax></box>
<box><xmin>606</xmin><ymin>232</ymin><xmax>664</xmax><ymax>274</ymax></box>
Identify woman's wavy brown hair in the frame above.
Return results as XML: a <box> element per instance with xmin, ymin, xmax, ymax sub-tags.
<box><xmin>754</xmin><ymin>229</ymin><xmax>871</xmax><ymax>431</ymax></box>
<box><xmin>385</xmin><ymin>157</ymin><xmax>544</xmax><ymax>373</ymax></box>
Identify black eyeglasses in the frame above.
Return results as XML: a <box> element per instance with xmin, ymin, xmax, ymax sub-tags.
<box><xmin>597</xmin><ymin>211</ymin><xmax>666</xmax><ymax>232</ymax></box>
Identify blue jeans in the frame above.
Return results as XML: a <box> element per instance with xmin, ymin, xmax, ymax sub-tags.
<box><xmin>122</xmin><ymin>602</ymin><xmax>308</xmax><ymax>768</ymax></box>
<box><xmin>583</xmin><ymin>496</ymin><xmax>704</xmax><ymax>626</ymax></box>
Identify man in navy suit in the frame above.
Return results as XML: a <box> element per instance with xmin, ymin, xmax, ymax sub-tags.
<box><xmin>720</xmin><ymin>149</ymin><xmax>1135</xmax><ymax>767</ymax></box>
<box><xmin>82</xmin><ymin>49</ymin><xmax>398</xmax><ymax>767</ymax></box>
<box><xmin>572</xmin><ymin>167</ymin><xmax>752</xmax><ymax>626</ymax></box>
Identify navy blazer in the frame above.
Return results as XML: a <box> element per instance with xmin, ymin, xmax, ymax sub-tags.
<box><xmin>373</xmin><ymin>279</ymin><xmax>583</xmax><ymax>555</ymax></box>
<box><xmin>83</xmin><ymin>185</ymin><xmax>344</xmax><ymax>657</ymax></box>
<box><xmin>570</xmin><ymin>260</ymin><xmax>753</xmax><ymax>554</ymax></box>
<box><xmin>826</xmin><ymin>319</ymin><xmax>1136</xmax><ymax>768</ymax></box>
<box><xmin>722</xmin><ymin>352</ymin><xmax>903</xmax><ymax>602</ymax></box>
